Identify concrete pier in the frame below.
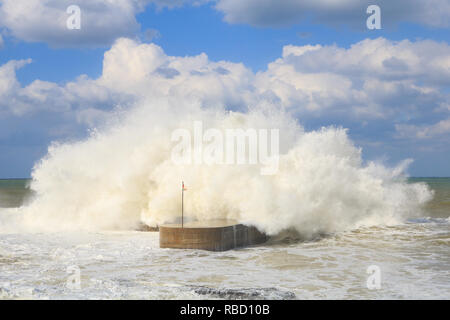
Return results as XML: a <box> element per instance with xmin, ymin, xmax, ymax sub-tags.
<box><xmin>159</xmin><ymin>220</ymin><xmax>267</xmax><ymax>251</ymax></box>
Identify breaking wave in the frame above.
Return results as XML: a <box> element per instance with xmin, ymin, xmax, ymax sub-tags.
<box><xmin>1</xmin><ymin>98</ymin><xmax>433</xmax><ymax>237</ymax></box>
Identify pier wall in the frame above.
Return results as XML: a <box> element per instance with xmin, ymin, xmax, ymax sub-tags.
<box><xmin>159</xmin><ymin>222</ymin><xmax>267</xmax><ymax>251</ymax></box>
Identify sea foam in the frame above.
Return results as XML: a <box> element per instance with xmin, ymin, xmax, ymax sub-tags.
<box><xmin>4</xmin><ymin>98</ymin><xmax>433</xmax><ymax>237</ymax></box>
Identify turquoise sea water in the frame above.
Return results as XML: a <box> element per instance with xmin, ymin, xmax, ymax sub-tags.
<box><xmin>409</xmin><ymin>178</ymin><xmax>450</xmax><ymax>218</ymax></box>
<box><xmin>0</xmin><ymin>178</ymin><xmax>449</xmax><ymax>299</ymax></box>
<box><xmin>0</xmin><ymin>179</ymin><xmax>33</xmax><ymax>208</ymax></box>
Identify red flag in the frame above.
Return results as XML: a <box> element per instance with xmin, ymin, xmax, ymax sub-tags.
<box><xmin>182</xmin><ymin>181</ymin><xmax>187</xmax><ymax>191</ymax></box>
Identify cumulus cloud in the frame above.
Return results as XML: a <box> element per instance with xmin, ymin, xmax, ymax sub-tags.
<box><xmin>215</xmin><ymin>0</ymin><xmax>450</xmax><ymax>28</ymax></box>
<box><xmin>0</xmin><ymin>0</ymin><xmax>141</xmax><ymax>47</ymax></box>
<box><xmin>396</xmin><ymin>118</ymin><xmax>450</xmax><ymax>139</ymax></box>
<box><xmin>0</xmin><ymin>58</ymin><xmax>127</xmax><ymax>124</ymax></box>
<box><xmin>255</xmin><ymin>38</ymin><xmax>450</xmax><ymax>126</ymax></box>
<box><xmin>279</xmin><ymin>39</ymin><xmax>450</xmax><ymax>86</ymax></box>
<box><xmin>0</xmin><ymin>37</ymin><xmax>255</xmax><ymax>121</ymax></box>
<box><xmin>2</xmin><ymin>0</ymin><xmax>448</xmax><ymax>48</ymax></box>
<box><xmin>96</xmin><ymin>37</ymin><xmax>450</xmax><ymax>126</ymax></box>
<box><xmin>0</xmin><ymin>37</ymin><xmax>448</xmax><ymax>147</ymax></box>
<box><xmin>96</xmin><ymin>38</ymin><xmax>255</xmax><ymax>110</ymax></box>
<box><xmin>1</xmin><ymin>0</ymin><xmax>449</xmax><ymax>49</ymax></box>
<box><xmin>0</xmin><ymin>0</ymin><xmax>202</xmax><ymax>47</ymax></box>
<box><xmin>0</xmin><ymin>59</ymin><xmax>34</xmax><ymax>115</ymax></box>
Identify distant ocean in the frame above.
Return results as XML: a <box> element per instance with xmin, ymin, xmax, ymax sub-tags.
<box><xmin>0</xmin><ymin>178</ymin><xmax>449</xmax><ymax>299</ymax></box>
<box><xmin>2</xmin><ymin>177</ymin><xmax>449</xmax><ymax>215</ymax></box>
<box><xmin>408</xmin><ymin>178</ymin><xmax>450</xmax><ymax>218</ymax></box>
<box><xmin>0</xmin><ymin>179</ymin><xmax>33</xmax><ymax>208</ymax></box>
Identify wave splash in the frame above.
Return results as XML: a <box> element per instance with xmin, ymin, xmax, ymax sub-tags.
<box><xmin>2</xmin><ymin>98</ymin><xmax>433</xmax><ymax>237</ymax></box>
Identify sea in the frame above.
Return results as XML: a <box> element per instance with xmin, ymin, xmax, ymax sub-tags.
<box><xmin>0</xmin><ymin>178</ymin><xmax>449</xmax><ymax>299</ymax></box>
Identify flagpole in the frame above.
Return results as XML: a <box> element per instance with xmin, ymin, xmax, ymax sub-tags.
<box><xmin>181</xmin><ymin>181</ymin><xmax>184</xmax><ymax>228</ymax></box>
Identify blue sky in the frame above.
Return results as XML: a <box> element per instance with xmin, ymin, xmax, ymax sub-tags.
<box><xmin>0</xmin><ymin>0</ymin><xmax>449</xmax><ymax>178</ymax></box>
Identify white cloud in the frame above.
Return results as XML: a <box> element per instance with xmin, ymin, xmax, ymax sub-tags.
<box><xmin>279</xmin><ymin>38</ymin><xmax>450</xmax><ymax>86</ymax></box>
<box><xmin>0</xmin><ymin>37</ymin><xmax>448</xmax><ymax>144</ymax></box>
<box><xmin>396</xmin><ymin>118</ymin><xmax>450</xmax><ymax>139</ymax></box>
<box><xmin>0</xmin><ymin>58</ymin><xmax>120</xmax><ymax>120</ymax></box>
<box><xmin>0</xmin><ymin>0</ymin><xmax>142</xmax><ymax>47</ymax></box>
<box><xmin>0</xmin><ymin>0</ymin><xmax>199</xmax><ymax>47</ymax></box>
<box><xmin>93</xmin><ymin>37</ymin><xmax>450</xmax><ymax>123</ymax></box>
<box><xmin>1</xmin><ymin>0</ymin><xmax>448</xmax><ymax>48</ymax></box>
<box><xmin>0</xmin><ymin>59</ymin><xmax>33</xmax><ymax>115</ymax></box>
<box><xmin>215</xmin><ymin>0</ymin><xmax>450</xmax><ymax>28</ymax></box>
<box><xmin>0</xmin><ymin>37</ymin><xmax>255</xmax><ymax>121</ymax></box>
<box><xmin>142</xmin><ymin>28</ymin><xmax>161</xmax><ymax>42</ymax></box>
<box><xmin>96</xmin><ymin>38</ymin><xmax>255</xmax><ymax>110</ymax></box>
<box><xmin>255</xmin><ymin>38</ymin><xmax>449</xmax><ymax>122</ymax></box>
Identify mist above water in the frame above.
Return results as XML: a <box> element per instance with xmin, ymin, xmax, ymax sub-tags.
<box><xmin>2</xmin><ymin>98</ymin><xmax>433</xmax><ymax>237</ymax></box>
